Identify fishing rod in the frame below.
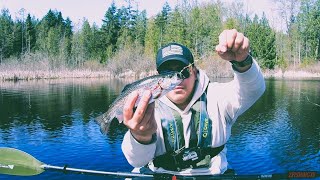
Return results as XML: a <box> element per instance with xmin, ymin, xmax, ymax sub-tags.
<box><xmin>0</xmin><ymin>147</ymin><xmax>152</xmax><ymax>178</ymax></box>
<box><xmin>1</xmin><ymin>147</ymin><xmax>317</xmax><ymax>179</ymax></box>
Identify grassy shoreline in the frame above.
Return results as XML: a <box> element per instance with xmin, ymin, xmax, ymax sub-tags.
<box><xmin>0</xmin><ymin>69</ymin><xmax>161</xmax><ymax>81</ymax></box>
<box><xmin>1</xmin><ymin>68</ymin><xmax>320</xmax><ymax>81</ymax></box>
<box><xmin>263</xmin><ymin>69</ymin><xmax>320</xmax><ymax>79</ymax></box>
<box><xmin>1</xmin><ymin>53</ymin><xmax>319</xmax><ymax>81</ymax></box>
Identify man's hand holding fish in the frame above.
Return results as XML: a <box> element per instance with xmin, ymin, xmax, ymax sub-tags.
<box><xmin>123</xmin><ymin>90</ymin><xmax>157</xmax><ymax>144</ymax></box>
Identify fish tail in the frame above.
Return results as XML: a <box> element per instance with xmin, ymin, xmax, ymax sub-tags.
<box><xmin>95</xmin><ymin>113</ymin><xmax>113</xmax><ymax>134</ymax></box>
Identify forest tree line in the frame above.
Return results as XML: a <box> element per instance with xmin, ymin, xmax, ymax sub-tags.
<box><xmin>0</xmin><ymin>0</ymin><xmax>319</xmax><ymax>74</ymax></box>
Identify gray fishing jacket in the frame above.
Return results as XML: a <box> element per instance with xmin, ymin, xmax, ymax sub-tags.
<box><xmin>122</xmin><ymin>59</ymin><xmax>266</xmax><ymax>176</ymax></box>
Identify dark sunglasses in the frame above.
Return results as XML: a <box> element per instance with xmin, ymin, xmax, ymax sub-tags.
<box><xmin>178</xmin><ymin>66</ymin><xmax>191</xmax><ymax>79</ymax></box>
<box><xmin>159</xmin><ymin>65</ymin><xmax>191</xmax><ymax>79</ymax></box>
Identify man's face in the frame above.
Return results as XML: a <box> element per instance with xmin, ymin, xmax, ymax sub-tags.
<box><xmin>159</xmin><ymin>61</ymin><xmax>197</xmax><ymax>109</ymax></box>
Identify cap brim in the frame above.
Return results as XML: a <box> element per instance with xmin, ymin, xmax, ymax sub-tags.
<box><xmin>157</xmin><ymin>56</ymin><xmax>190</xmax><ymax>71</ymax></box>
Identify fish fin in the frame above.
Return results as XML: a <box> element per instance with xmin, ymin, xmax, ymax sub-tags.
<box><xmin>121</xmin><ymin>80</ymin><xmax>142</xmax><ymax>92</ymax></box>
<box><xmin>121</xmin><ymin>84</ymin><xmax>131</xmax><ymax>92</ymax></box>
<box><xmin>116</xmin><ymin>114</ymin><xmax>124</xmax><ymax>122</ymax></box>
<box><xmin>95</xmin><ymin>111</ymin><xmax>124</xmax><ymax>134</ymax></box>
<box><xmin>95</xmin><ymin>113</ymin><xmax>114</xmax><ymax>134</ymax></box>
<box><xmin>121</xmin><ymin>77</ymin><xmax>156</xmax><ymax>92</ymax></box>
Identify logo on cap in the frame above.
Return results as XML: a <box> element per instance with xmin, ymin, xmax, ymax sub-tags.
<box><xmin>162</xmin><ymin>45</ymin><xmax>183</xmax><ymax>58</ymax></box>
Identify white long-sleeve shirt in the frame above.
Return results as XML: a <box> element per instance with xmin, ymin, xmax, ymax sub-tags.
<box><xmin>122</xmin><ymin>60</ymin><xmax>266</xmax><ymax>176</ymax></box>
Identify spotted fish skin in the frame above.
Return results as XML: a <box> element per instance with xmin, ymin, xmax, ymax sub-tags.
<box><xmin>96</xmin><ymin>71</ymin><xmax>183</xmax><ymax>134</ymax></box>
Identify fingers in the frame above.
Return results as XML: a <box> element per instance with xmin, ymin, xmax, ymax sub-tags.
<box><xmin>131</xmin><ymin>90</ymin><xmax>151</xmax><ymax>124</ymax></box>
<box><xmin>216</xmin><ymin>29</ymin><xmax>250</xmax><ymax>61</ymax></box>
<box><xmin>227</xmin><ymin>29</ymin><xmax>237</xmax><ymax>51</ymax></box>
<box><xmin>135</xmin><ymin>103</ymin><xmax>156</xmax><ymax>132</ymax></box>
<box><xmin>123</xmin><ymin>90</ymin><xmax>152</xmax><ymax>131</ymax></box>
<box><xmin>123</xmin><ymin>91</ymin><xmax>139</xmax><ymax>123</ymax></box>
<box><xmin>216</xmin><ymin>31</ymin><xmax>228</xmax><ymax>53</ymax></box>
<box><xmin>241</xmin><ymin>36</ymin><xmax>250</xmax><ymax>53</ymax></box>
<box><xmin>216</xmin><ymin>29</ymin><xmax>248</xmax><ymax>53</ymax></box>
<box><xmin>232</xmin><ymin>32</ymin><xmax>244</xmax><ymax>52</ymax></box>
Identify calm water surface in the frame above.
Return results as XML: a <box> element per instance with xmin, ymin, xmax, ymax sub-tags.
<box><xmin>0</xmin><ymin>78</ymin><xmax>319</xmax><ymax>179</ymax></box>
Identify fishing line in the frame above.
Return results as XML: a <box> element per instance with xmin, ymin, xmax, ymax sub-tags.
<box><xmin>299</xmin><ymin>90</ymin><xmax>320</xmax><ymax>108</ymax></box>
<box><xmin>291</xmin><ymin>88</ymin><xmax>320</xmax><ymax>108</ymax></box>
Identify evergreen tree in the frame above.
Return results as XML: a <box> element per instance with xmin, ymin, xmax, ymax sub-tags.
<box><xmin>44</xmin><ymin>9</ymin><xmax>57</xmax><ymax>28</ymax></box>
<box><xmin>81</xmin><ymin>19</ymin><xmax>93</xmax><ymax>60</ymax></box>
<box><xmin>71</xmin><ymin>31</ymin><xmax>85</xmax><ymax>67</ymax></box>
<box><xmin>191</xmin><ymin>3</ymin><xmax>222</xmax><ymax>55</ymax></box>
<box><xmin>144</xmin><ymin>18</ymin><xmax>160</xmax><ymax>56</ymax></box>
<box><xmin>47</xmin><ymin>28</ymin><xmax>60</xmax><ymax>56</ymax></box>
<box><xmin>64</xmin><ymin>17</ymin><xmax>73</xmax><ymax>38</ymax></box>
<box><xmin>117</xmin><ymin>6</ymin><xmax>132</xmax><ymax>48</ymax></box>
<box><xmin>259</xmin><ymin>13</ymin><xmax>277</xmax><ymax>68</ymax></box>
<box><xmin>224</xmin><ymin>18</ymin><xmax>240</xmax><ymax>30</ymax></box>
<box><xmin>315</xmin><ymin>0</ymin><xmax>320</xmax><ymax>60</ymax></box>
<box><xmin>1</xmin><ymin>0</ymin><xmax>319</xmax><ymax>70</ymax></box>
<box><xmin>36</xmin><ymin>10</ymin><xmax>56</xmax><ymax>54</ymax></box>
<box><xmin>134</xmin><ymin>10</ymin><xmax>147</xmax><ymax>46</ymax></box>
<box><xmin>245</xmin><ymin>13</ymin><xmax>276</xmax><ymax>69</ymax></box>
<box><xmin>25</xmin><ymin>14</ymin><xmax>36</xmax><ymax>53</ymax></box>
<box><xmin>12</xmin><ymin>21</ymin><xmax>24</xmax><ymax>56</ymax></box>
<box><xmin>56</xmin><ymin>12</ymin><xmax>64</xmax><ymax>27</ymax></box>
<box><xmin>63</xmin><ymin>17</ymin><xmax>73</xmax><ymax>58</ymax></box>
<box><xmin>164</xmin><ymin>8</ymin><xmax>187</xmax><ymax>46</ymax></box>
<box><xmin>91</xmin><ymin>23</ymin><xmax>105</xmax><ymax>62</ymax></box>
<box><xmin>298</xmin><ymin>0</ymin><xmax>320</xmax><ymax>61</ymax></box>
<box><xmin>188</xmin><ymin>6</ymin><xmax>201</xmax><ymax>54</ymax></box>
<box><xmin>35</xmin><ymin>9</ymin><xmax>72</xmax><ymax>62</ymax></box>
<box><xmin>155</xmin><ymin>2</ymin><xmax>171</xmax><ymax>46</ymax></box>
<box><xmin>35</xmin><ymin>17</ymin><xmax>49</xmax><ymax>52</ymax></box>
<box><xmin>245</xmin><ymin>15</ymin><xmax>260</xmax><ymax>57</ymax></box>
<box><xmin>101</xmin><ymin>1</ymin><xmax>120</xmax><ymax>58</ymax></box>
<box><xmin>0</xmin><ymin>8</ymin><xmax>14</xmax><ymax>62</ymax></box>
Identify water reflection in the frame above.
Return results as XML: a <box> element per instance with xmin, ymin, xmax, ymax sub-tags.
<box><xmin>0</xmin><ymin>78</ymin><xmax>131</xmax><ymax>149</ymax></box>
<box><xmin>228</xmin><ymin>79</ymin><xmax>320</xmax><ymax>174</ymax></box>
<box><xmin>0</xmin><ymin>78</ymin><xmax>319</xmax><ymax>179</ymax></box>
<box><xmin>0</xmin><ymin>78</ymin><xmax>132</xmax><ymax>180</ymax></box>
<box><xmin>1</xmin><ymin>79</ymin><xmax>121</xmax><ymax>128</ymax></box>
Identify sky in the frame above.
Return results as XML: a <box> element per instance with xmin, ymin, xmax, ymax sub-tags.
<box><xmin>0</xmin><ymin>0</ymin><xmax>283</xmax><ymax>31</ymax></box>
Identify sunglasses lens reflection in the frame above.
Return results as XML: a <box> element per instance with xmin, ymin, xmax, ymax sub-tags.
<box><xmin>177</xmin><ymin>68</ymin><xmax>190</xmax><ymax>79</ymax></box>
<box><xmin>181</xmin><ymin>68</ymin><xmax>190</xmax><ymax>79</ymax></box>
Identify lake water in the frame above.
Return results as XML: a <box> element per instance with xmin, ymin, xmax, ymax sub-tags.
<box><xmin>0</xmin><ymin>78</ymin><xmax>319</xmax><ymax>179</ymax></box>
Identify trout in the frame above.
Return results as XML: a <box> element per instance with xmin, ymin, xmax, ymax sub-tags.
<box><xmin>96</xmin><ymin>71</ymin><xmax>183</xmax><ymax>134</ymax></box>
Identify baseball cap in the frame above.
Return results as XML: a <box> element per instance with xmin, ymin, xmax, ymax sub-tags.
<box><xmin>156</xmin><ymin>43</ymin><xmax>194</xmax><ymax>72</ymax></box>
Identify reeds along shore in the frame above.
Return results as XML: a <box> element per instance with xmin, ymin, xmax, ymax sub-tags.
<box><xmin>1</xmin><ymin>55</ymin><xmax>320</xmax><ymax>81</ymax></box>
<box><xmin>2</xmin><ymin>66</ymin><xmax>320</xmax><ymax>81</ymax></box>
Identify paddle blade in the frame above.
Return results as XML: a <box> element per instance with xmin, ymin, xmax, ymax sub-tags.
<box><xmin>0</xmin><ymin>147</ymin><xmax>44</xmax><ymax>176</ymax></box>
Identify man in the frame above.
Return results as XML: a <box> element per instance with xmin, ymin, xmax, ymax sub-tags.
<box><xmin>121</xmin><ymin>29</ymin><xmax>266</xmax><ymax>175</ymax></box>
